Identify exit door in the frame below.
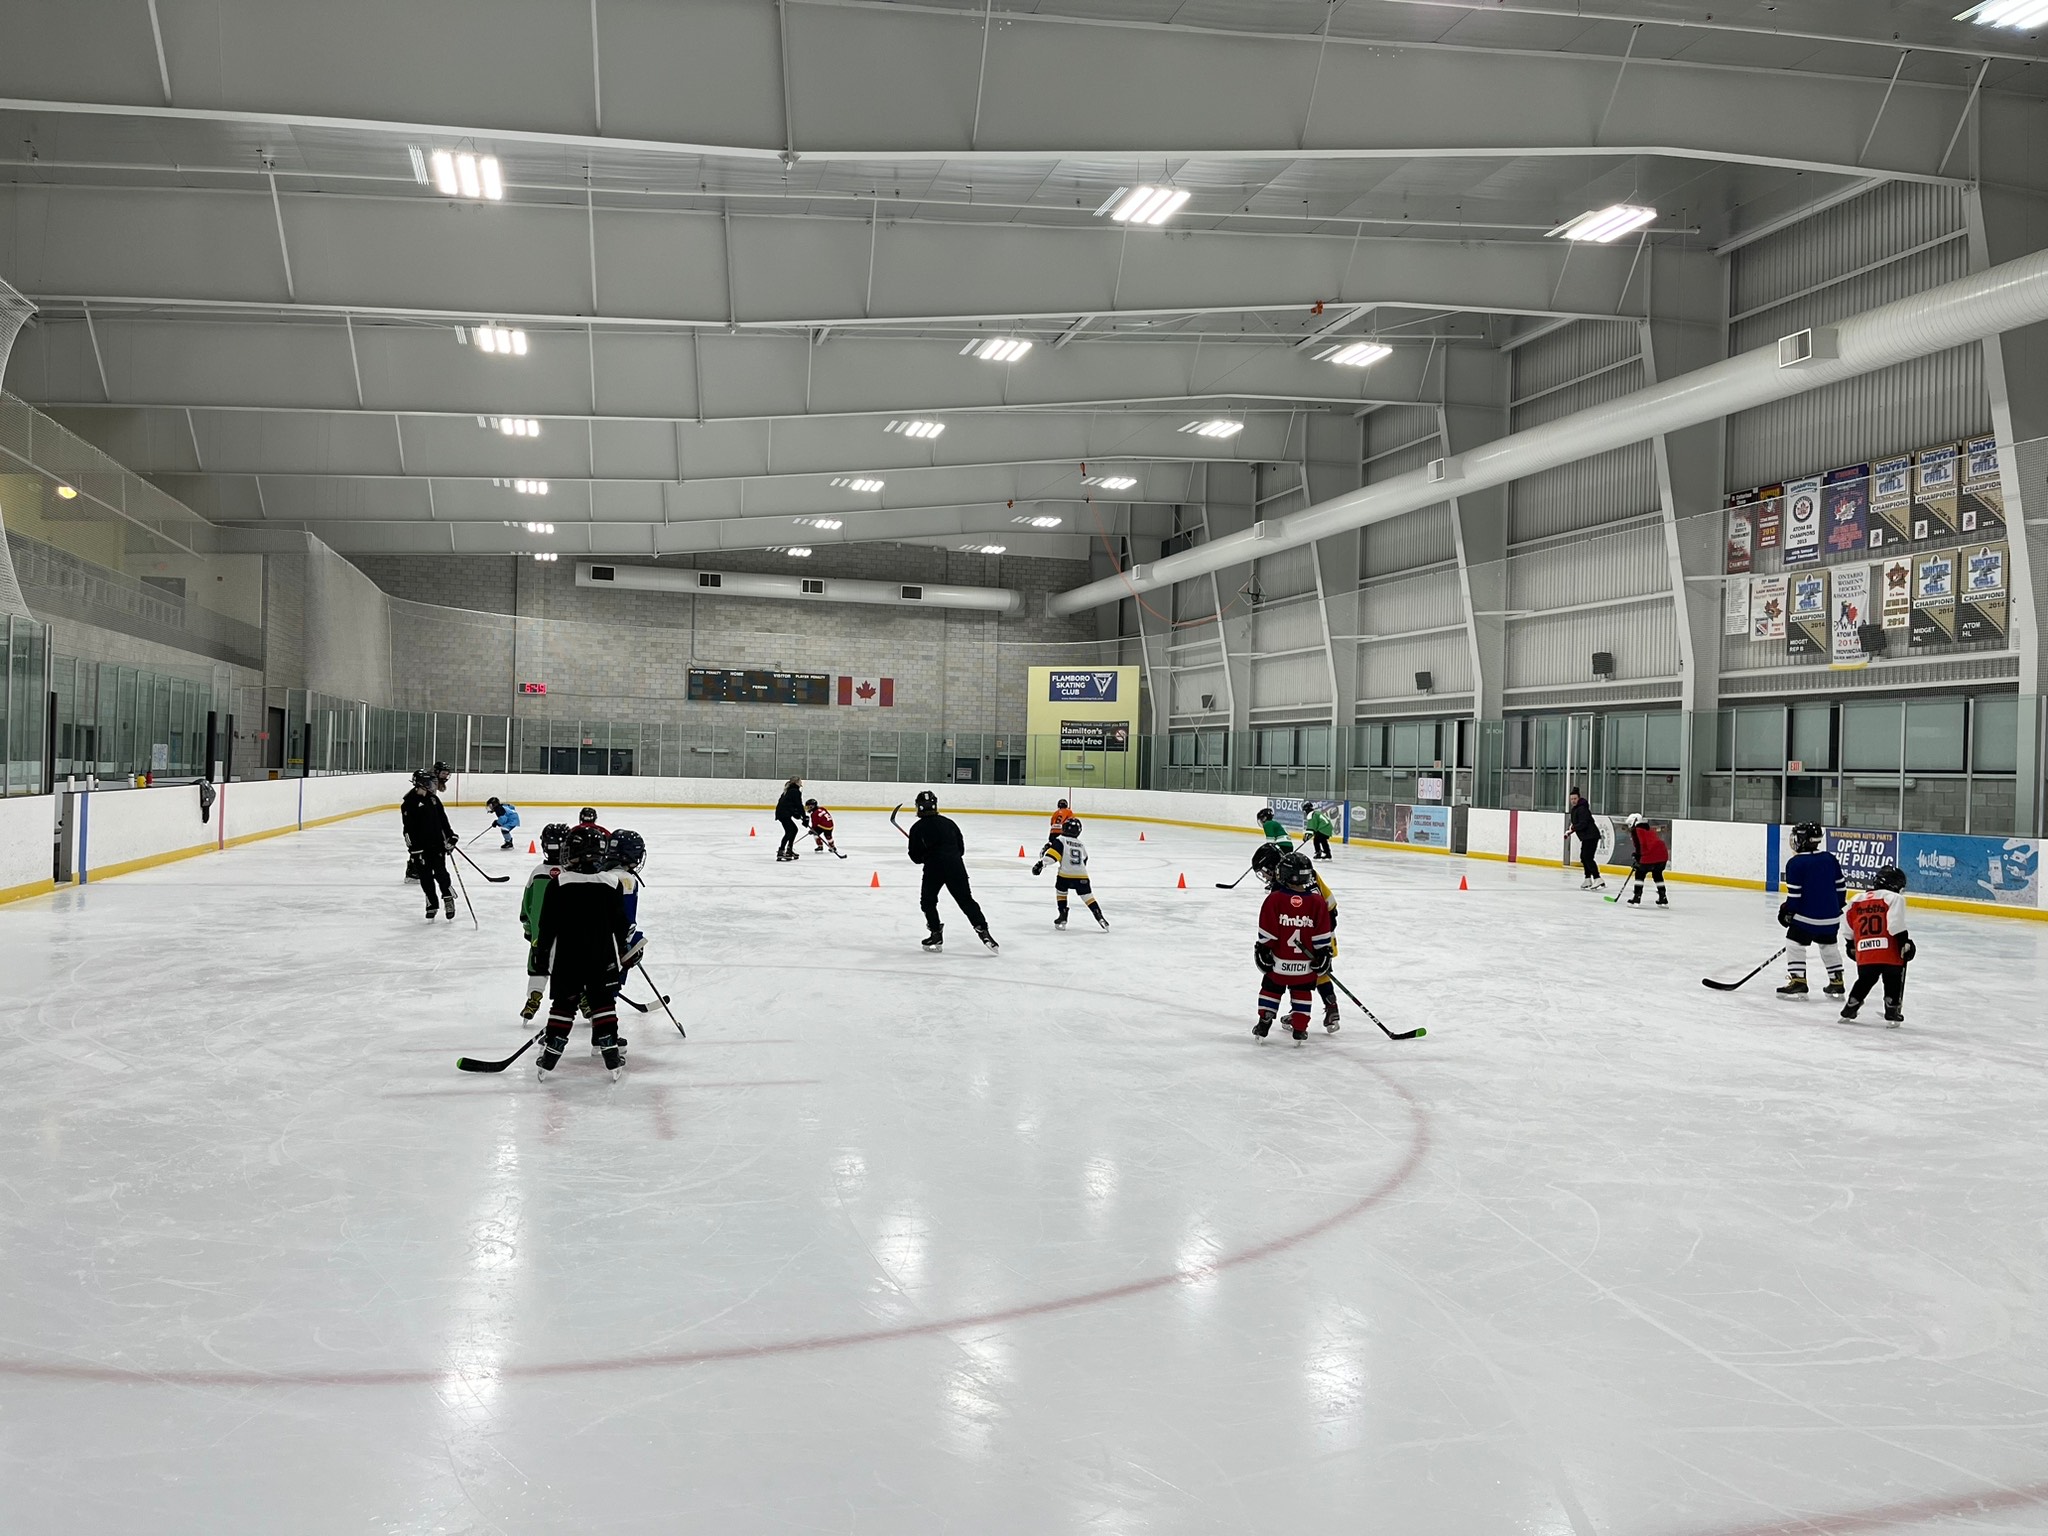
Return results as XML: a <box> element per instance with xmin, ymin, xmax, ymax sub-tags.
<box><xmin>743</xmin><ymin>731</ymin><xmax>776</xmax><ymax>779</ymax></box>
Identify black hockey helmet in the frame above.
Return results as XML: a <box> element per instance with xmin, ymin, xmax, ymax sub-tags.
<box><xmin>1792</xmin><ymin>821</ymin><xmax>1824</xmax><ymax>853</ymax></box>
<box><xmin>539</xmin><ymin>821</ymin><xmax>570</xmax><ymax>857</ymax></box>
<box><xmin>1257</xmin><ymin>807</ymin><xmax>1274</xmax><ymax>823</ymax></box>
<box><xmin>411</xmin><ymin>768</ymin><xmax>436</xmax><ymax>791</ymax></box>
<box><xmin>1056</xmin><ymin>798</ymin><xmax>1069</xmax><ymax>810</ymax></box>
<box><xmin>578</xmin><ymin>806</ymin><xmax>599</xmax><ymax>825</ymax></box>
<box><xmin>563</xmin><ymin>824</ymin><xmax>608</xmax><ymax>872</ymax></box>
<box><xmin>1302</xmin><ymin>801</ymin><xmax>1315</xmax><ymax>814</ymax></box>
<box><xmin>1062</xmin><ymin>817</ymin><xmax>1082</xmax><ymax>838</ymax></box>
<box><xmin>1276</xmin><ymin>850</ymin><xmax>1317</xmax><ymax>892</ymax></box>
<box><xmin>608</xmin><ymin>829</ymin><xmax>647</xmax><ymax>872</ymax></box>
<box><xmin>914</xmin><ymin>789</ymin><xmax>939</xmax><ymax>814</ymax></box>
<box><xmin>432</xmin><ymin>761</ymin><xmax>452</xmax><ymax>784</ymax></box>
<box><xmin>1251</xmin><ymin>842</ymin><xmax>1283</xmax><ymax>879</ymax></box>
<box><xmin>804</xmin><ymin>798</ymin><xmax>819</xmax><ymax>811</ymax></box>
<box><xmin>487</xmin><ymin>796</ymin><xmax>504</xmax><ymax>812</ymax></box>
<box><xmin>1873</xmin><ymin>864</ymin><xmax>1908</xmax><ymax>892</ymax></box>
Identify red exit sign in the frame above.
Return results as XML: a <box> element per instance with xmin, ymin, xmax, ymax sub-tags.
<box><xmin>519</xmin><ymin>682</ymin><xmax>547</xmax><ymax>695</ymax></box>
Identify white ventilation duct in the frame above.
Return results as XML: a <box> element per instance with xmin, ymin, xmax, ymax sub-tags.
<box><xmin>1050</xmin><ymin>246</ymin><xmax>2048</xmax><ymax>615</ymax></box>
<box><xmin>577</xmin><ymin>560</ymin><xmax>1023</xmax><ymax>615</ymax></box>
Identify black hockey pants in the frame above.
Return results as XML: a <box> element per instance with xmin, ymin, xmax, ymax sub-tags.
<box><xmin>1577</xmin><ymin>834</ymin><xmax>1600</xmax><ymax>879</ymax></box>
<box><xmin>417</xmin><ymin>847</ymin><xmax>454</xmax><ymax>909</ymax></box>
<box><xmin>776</xmin><ymin>814</ymin><xmax>801</xmax><ymax>858</ymax></box>
<box><xmin>1848</xmin><ymin>963</ymin><xmax>1906</xmax><ymax>1011</ymax></box>
<box><xmin>920</xmin><ymin>859</ymin><xmax>988</xmax><ymax>935</ymax></box>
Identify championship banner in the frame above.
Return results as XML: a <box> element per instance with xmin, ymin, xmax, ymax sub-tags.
<box><xmin>1787</xmin><ymin>567</ymin><xmax>1828</xmax><ymax>659</ymax></box>
<box><xmin>1960</xmin><ymin>436</ymin><xmax>2006</xmax><ymax>536</ymax></box>
<box><xmin>1756</xmin><ymin>488</ymin><xmax>1783</xmax><ymax>551</ymax></box>
<box><xmin>1869</xmin><ymin>455</ymin><xmax>1912</xmax><ymax>549</ymax></box>
<box><xmin>1958</xmin><ymin>542</ymin><xmax>2009</xmax><ymax>645</ymax></box>
<box><xmin>1725</xmin><ymin>493</ymin><xmax>1755</xmax><ymax>574</ymax></box>
<box><xmin>1750</xmin><ymin>574</ymin><xmax>1787</xmax><ymax>641</ymax></box>
<box><xmin>1913</xmin><ymin>444</ymin><xmax>1960</xmax><ymax>541</ymax></box>
<box><xmin>1723</xmin><ymin>576</ymin><xmax>1750</xmax><ymax>637</ymax></box>
<box><xmin>1909</xmin><ymin>548</ymin><xmax>1958</xmax><ymax>650</ymax></box>
<box><xmin>1823</xmin><ymin>465</ymin><xmax>1869</xmax><ymax>556</ymax></box>
<box><xmin>1881</xmin><ymin>556</ymin><xmax>1913</xmax><ymax>631</ymax></box>
<box><xmin>1830</xmin><ymin>564</ymin><xmax>1870</xmax><ymax>670</ymax></box>
<box><xmin>1782</xmin><ymin>477</ymin><xmax>1823</xmax><ymax>566</ymax></box>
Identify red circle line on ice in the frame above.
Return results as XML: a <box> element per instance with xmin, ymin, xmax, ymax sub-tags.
<box><xmin>0</xmin><ymin>1060</ymin><xmax>1429</xmax><ymax>1390</ymax></box>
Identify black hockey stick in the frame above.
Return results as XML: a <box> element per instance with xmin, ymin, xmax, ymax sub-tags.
<box><xmin>466</xmin><ymin>824</ymin><xmax>493</xmax><ymax>846</ymax></box>
<box><xmin>1325</xmin><ymin>975</ymin><xmax>1427</xmax><ymax>1040</ymax></box>
<box><xmin>1214</xmin><ymin>862</ymin><xmax>1256</xmax><ymax>890</ymax></box>
<box><xmin>636</xmin><ymin>962</ymin><xmax>685</xmax><ymax>1038</ymax></box>
<box><xmin>1606</xmin><ymin>867</ymin><xmax>1640</xmax><ymax>905</ymax></box>
<box><xmin>889</xmin><ymin>804</ymin><xmax>909</xmax><ymax>839</ymax></box>
<box><xmin>448</xmin><ymin>859</ymin><xmax>480</xmax><ymax>930</ymax></box>
<box><xmin>1702</xmin><ymin>946</ymin><xmax>1787</xmax><ymax>993</ymax></box>
<box><xmin>458</xmin><ymin>1026</ymin><xmax>546</xmax><ymax>1073</ymax></box>
<box><xmin>452</xmin><ymin>845</ymin><xmax>511</xmax><ymax>884</ymax></box>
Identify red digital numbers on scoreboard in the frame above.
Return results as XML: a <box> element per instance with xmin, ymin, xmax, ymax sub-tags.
<box><xmin>519</xmin><ymin>682</ymin><xmax>547</xmax><ymax>695</ymax></box>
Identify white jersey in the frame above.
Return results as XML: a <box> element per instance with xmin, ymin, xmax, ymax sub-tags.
<box><xmin>1047</xmin><ymin>835</ymin><xmax>1089</xmax><ymax>878</ymax></box>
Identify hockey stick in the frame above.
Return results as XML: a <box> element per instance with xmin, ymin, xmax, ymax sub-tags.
<box><xmin>1701</xmin><ymin>946</ymin><xmax>1787</xmax><ymax>992</ymax></box>
<box><xmin>466</xmin><ymin>824</ymin><xmax>494</xmax><ymax>846</ymax></box>
<box><xmin>458</xmin><ymin>1026</ymin><xmax>545</xmax><ymax>1073</ymax></box>
<box><xmin>1214</xmin><ymin>862</ymin><xmax>1256</xmax><ymax>890</ymax></box>
<box><xmin>636</xmin><ymin>962</ymin><xmax>685</xmax><ymax>1038</ymax></box>
<box><xmin>451</xmin><ymin>845</ymin><xmax>511</xmax><ymax>884</ymax></box>
<box><xmin>448</xmin><ymin>858</ymin><xmax>480</xmax><ymax>930</ymax></box>
<box><xmin>1323</xmin><ymin>975</ymin><xmax>1426</xmax><ymax>1040</ymax></box>
<box><xmin>889</xmin><ymin>804</ymin><xmax>909</xmax><ymax>839</ymax></box>
<box><xmin>1606</xmin><ymin>867</ymin><xmax>1641</xmax><ymax>905</ymax></box>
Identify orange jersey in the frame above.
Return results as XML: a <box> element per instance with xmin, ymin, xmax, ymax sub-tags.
<box><xmin>1845</xmin><ymin>890</ymin><xmax>1906</xmax><ymax>967</ymax></box>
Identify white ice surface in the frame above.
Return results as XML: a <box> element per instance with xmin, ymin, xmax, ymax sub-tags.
<box><xmin>3</xmin><ymin>807</ymin><xmax>2047</xmax><ymax>1535</ymax></box>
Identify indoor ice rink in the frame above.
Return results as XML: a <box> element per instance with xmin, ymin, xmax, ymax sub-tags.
<box><xmin>6</xmin><ymin>2</ymin><xmax>2048</xmax><ymax>1533</ymax></box>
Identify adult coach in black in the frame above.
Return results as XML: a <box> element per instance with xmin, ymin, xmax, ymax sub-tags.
<box><xmin>773</xmin><ymin>776</ymin><xmax>805</xmax><ymax>862</ymax></box>
<box><xmin>1567</xmin><ymin>785</ymin><xmax>1605</xmax><ymax>890</ymax></box>
<box><xmin>905</xmin><ymin>790</ymin><xmax>998</xmax><ymax>952</ymax></box>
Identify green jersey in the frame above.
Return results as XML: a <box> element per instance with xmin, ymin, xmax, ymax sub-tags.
<box><xmin>1260</xmin><ymin>818</ymin><xmax>1293</xmax><ymax>848</ymax></box>
<box><xmin>1304</xmin><ymin>809</ymin><xmax>1336</xmax><ymax>837</ymax></box>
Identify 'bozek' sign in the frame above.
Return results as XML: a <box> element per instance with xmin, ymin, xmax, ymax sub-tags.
<box><xmin>1048</xmin><ymin>670</ymin><xmax>1120</xmax><ymax>702</ymax></box>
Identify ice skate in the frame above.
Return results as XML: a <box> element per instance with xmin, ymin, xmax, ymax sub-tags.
<box><xmin>1883</xmin><ymin>1004</ymin><xmax>1904</xmax><ymax>1028</ymax></box>
<box><xmin>1822</xmin><ymin>974</ymin><xmax>1846</xmax><ymax>999</ymax></box>
<box><xmin>590</xmin><ymin>1035</ymin><xmax>628</xmax><ymax>1060</ymax></box>
<box><xmin>1776</xmin><ymin>977</ymin><xmax>1808</xmax><ymax>997</ymax></box>
<box><xmin>424</xmin><ymin>902</ymin><xmax>439</xmax><ymax>920</ymax></box>
<box><xmin>1579</xmin><ymin>878</ymin><xmax>1596</xmax><ymax>890</ymax></box>
<box><xmin>444</xmin><ymin>903</ymin><xmax>456</xmax><ymax>921</ymax></box>
<box><xmin>976</xmin><ymin>927</ymin><xmax>999</xmax><ymax>952</ymax></box>
<box><xmin>535</xmin><ymin>1031</ymin><xmax>568</xmax><ymax>1080</ymax></box>
<box><xmin>1253</xmin><ymin>1013</ymin><xmax>1274</xmax><ymax>1042</ymax></box>
<box><xmin>1840</xmin><ymin>999</ymin><xmax>1862</xmax><ymax>1021</ymax></box>
<box><xmin>921</xmin><ymin>931</ymin><xmax>943</xmax><ymax>952</ymax></box>
<box><xmin>1053</xmin><ymin>911</ymin><xmax>1068</xmax><ymax>929</ymax></box>
<box><xmin>1656</xmin><ymin>890</ymin><xmax>1669</xmax><ymax>906</ymax></box>
<box><xmin>1292</xmin><ymin>1025</ymin><xmax>1309</xmax><ymax>1046</ymax></box>
<box><xmin>594</xmin><ymin>1032</ymin><xmax>625</xmax><ymax>1079</ymax></box>
<box><xmin>1093</xmin><ymin>909</ymin><xmax>1109</xmax><ymax>929</ymax></box>
<box><xmin>521</xmin><ymin>987</ymin><xmax>544</xmax><ymax>1020</ymax></box>
<box><xmin>1323</xmin><ymin>1003</ymin><xmax>1341</xmax><ymax>1034</ymax></box>
<box><xmin>1591</xmin><ymin>878</ymin><xmax>1607</xmax><ymax>891</ymax></box>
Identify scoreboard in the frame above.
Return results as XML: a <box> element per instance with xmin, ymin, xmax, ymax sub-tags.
<box><xmin>686</xmin><ymin>668</ymin><xmax>833</xmax><ymax>706</ymax></box>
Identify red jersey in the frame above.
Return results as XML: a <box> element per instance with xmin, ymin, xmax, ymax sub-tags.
<box><xmin>1257</xmin><ymin>887</ymin><xmax>1334</xmax><ymax>977</ymax></box>
<box><xmin>1845</xmin><ymin>890</ymin><xmax>1907</xmax><ymax>966</ymax></box>
<box><xmin>810</xmin><ymin>808</ymin><xmax>835</xmax><ymax>832</ymax></box>
<box><xmin>1630</xmin><ymin>824</ymin><xmax>1669</xmax><ymax>864</ymax></box>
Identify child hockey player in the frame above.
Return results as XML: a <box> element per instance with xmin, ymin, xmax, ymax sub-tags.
<box><xmin>1048</xmin><ymin>798</ymin><xmax>1073</xmax><ymax>837</ymax></box>
<box><xmin>532</xmin><ymin>825</ymin><xmax>642</xmax><ymax>1081</ymax></box>
<box><xmin>1254</xmin><ymin>851</ymin><xmax>1334</xmax><ymax>1045</ymax></box>
<box><xmin>804</xmin><ymin>799</ymin><xmax>840</xmax><ymax>856</ymax></box>
<box><xmin>485</xmin><ymin>796</ymin><xmax>521</xmax><ymax>850</ymax></box>
<box><xmin>1256</xmin><ymin>837</ymin><xmax>1344</xmax><ymax>1031</ymax></box>
<box><xmin>1034</xmin><ymin>816</ymin><xmax>1109</xmax><ymax>929</ymax></box>
<box><xmin>1842</xmin><ymin>865</ymin><xmax>1913</xmax><ymax>1027</ymax></box>
<box><xmin>400</xmin><ymin>769</ymin><xmax>457</xmax><ymax>920</ymax></box>
<box><xmin>1624</xmin><ymin>813</ymin><xmax>1670</xmax><ymax>906</ymax></box>
<box><xmin>1778</xmin><ymin>821</ymin><xmax>1847</xmax><ymax>999</ymax></box>
<box><xmin>1302</xmin><ymin>802</ymin><xmax>1336</xmax><ymax>860</ymax></box>
<box><xmin>517</xmin><ymin>823</ymin><xmax>571</xmax><ymax>1019</ymax></box>
<box><xmin>577</xmin><ymin>806</ymin><xmax>609</xmax><ymax>837</ymax></box>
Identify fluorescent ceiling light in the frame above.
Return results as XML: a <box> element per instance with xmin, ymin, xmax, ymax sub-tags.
<box><xmin>429</xmin><ymin>150</ymin><xmax>503</xmax><ymax>202</ymax></box>
<box><xmin>830</xmin><ymin>477</ymin><xmax>885</xmax><ymax>492</ymax></box>
<box><xmin>468</xmin><ymin>325</ymin><xmax>527</xmax><ymax>356</ymax></box>
<box><xmin>1317</xmin><ymin>341</ymin><xmax>1394</xmax><ymax>368</ymax></box>
<box><xmin>1548</xmin><ymin>204</ymin><xmax>1658</xmax><ymax>243</ymax></box>
<box><xmin>514</xmin><ymin>481</ymin><xmax>548</xmax><ymax>497</ymax></box>
<box><xmin>54</xmin><ymin>484</ymin><xmax>78</xmax><ymax>499</ymax></box>
<box><xmin>1180</xmin><ymin>419</ymin><xmax>1245</xmax><ymax>439</ymax></box>
<box><xmin>1080</xmin><ymin>475</ymin><xmax>1137</xmax><ymax>490</ymax></box>
<box><xmin>1013</xmin><ymin>514</ymin><xmax>1064</xmax><ymax>527</ymax></box>
<box><xmin>797</xmin><ymin>517</ymin><xmax>844</xmax><ymax>530</ymax></box>
<box><xmin>1101</xmin><ymin>185</ymin><xmax>1192</xmax><ymax>225</ymax></box>
<box><xmin>963</xmin><ymin>337</ymin><xmax>1032</xmax><ymax>362</ymax></box>
<box><xmin>407</xmin><ymin>145</ymin><xmax>429</xmax><ymax>185</ymax></box>
<box><xmin>785</xmin><ymin>547</ymin><xmax>813</xmax><ymax>557</ymax></box>
<box><xmin>531</xmin><ymin>551</ymin><xmax>558</xmax><ymax>562</ymax></box>
<box><xmin>1958</xmin><ymin>2</ymin><xmax>2048</xmax><ymax>28</ymax></box>
<box><xmin>519</xmin><ymin>520</ymin><xmax>555</xmax><ymax>533</ymax></box>
<box><xmin>885</xmin><ymin>419</ymin><xmax>945</xmax><ymax>439</ymax></box>
<box><xmin>959</xmin><ymin>543</ymin><xmax>1008</xmax><ymax>555</ymax></box>
<box><xmin>490</xmin><ymin>417</ymin><xmax>541</xmax><ymax>437</ymax></box>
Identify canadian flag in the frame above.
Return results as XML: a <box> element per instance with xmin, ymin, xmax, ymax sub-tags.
<box><xmin>838</xmin><ymin>676</ymin><xmax>895</xmax><ymax>708</ymax></box>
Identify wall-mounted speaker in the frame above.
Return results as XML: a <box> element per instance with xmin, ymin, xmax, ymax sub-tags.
<box><xmin>1592</xmin><ymin>650</ymin><xmax>1615</xmax><ymax>680</ymax></box>
<box><xmin>1415</xmin><ymin>670</ymin><xmax>1433</xmax><ymax>694</ymax></box>
<box><xmin>1858</xmin><ymin>623</ymin><xmax>1889</xmax><ymax>656</ymax></box>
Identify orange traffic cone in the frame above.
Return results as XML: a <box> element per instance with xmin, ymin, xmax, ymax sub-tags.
<box><xmin>528</xmin><ymin>840</ymin><xmax>537</xmax><ymax>854</ymax></box>
<box><xmin>1458</xmin><ymin>876</ymin><xmax>1469</xmax><ymax>891</ymax></box>
<box><xmin>870</xmin><ymin>871</ymin><xmax>881</xmax><ymax>888</ymax></box>
<box><xmin>1018</xmin><ymin>846</ymin><xmax>1028</xmax><ymax>858</ymax></box>
<box><xmin>1138</xmin><ymin>830</ymin><xmax>1146</xmax><ymax>841</ymax></box>
<box><xmin>749</xmin><ymin>826</ymin><xmax>756</xmax><ymax>837</ymax></box>
<box><xmin>1177</xmin><ymin>872</ymin><xmax>1186</xmax><ymax>889</ymax></box>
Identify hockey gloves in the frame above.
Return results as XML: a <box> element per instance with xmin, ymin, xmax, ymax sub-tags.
<box><xmin>1253</xmin><ymin>943</ymin><xmax>1276</xmax><ymax>972</ymax></box>
<box><xmin>1031</xmin><ymin>860</ymin><xmax>1045</xmax><ymax>876</ymax></box>
<box><xmin>1777</xmin><ymin>900</ymin><xmax>1795</xmax><ymax>930</ymax></box>
<box><xmin>620</xmin><ymin>928</ymin><xmax>647</xmax><ymax>970</ymax></box>
<box><xmin>1899</xmin><ymin>935</ymin><xmax>1916</xmax><ymax>963</ymax></box>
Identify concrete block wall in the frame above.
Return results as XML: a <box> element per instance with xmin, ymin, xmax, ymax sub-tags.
<box><xmin>347</xmin><ymin>547</ymin><xmax>1109</xmax><ymax>735</ymax></box>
